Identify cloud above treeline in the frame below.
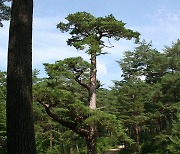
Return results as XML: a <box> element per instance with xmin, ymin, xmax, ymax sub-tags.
<box><xmin>138</xmin><ymin>7</ymin><xmax>180</xmax><ymax>48</ymax></box>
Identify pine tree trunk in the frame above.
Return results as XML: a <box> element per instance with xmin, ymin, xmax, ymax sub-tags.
<box><xmin>50</xmin><ymin>125</ymin><xmax>53</xmax><ymax>150</ymax></box>
<box><xmin>6</xmin><ymin>0</ymin><xmax>36</xmax><ymax>153</ymax></box>
<box><xmin>87</xmin><ymin>53</ymin><xmax>97</xmax><ymax>154</ymax></box>
<box><xmin>86</xmin><ymin>130</ymin><xmax>97</xmax><ymax>154</ymax></box>
<box><xmin>89</xmin><ymin>54</ymin><xmax>96</xmax><ymax>109</ymax></box>
<box><xmin>135</xmin><ymin>125</ymin><xmax>140</xmax><ymax>154</ymax></box>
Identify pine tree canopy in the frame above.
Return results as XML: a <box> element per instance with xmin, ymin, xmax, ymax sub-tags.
<box><xmin>57</xmin><ymin>12</ymin><xmax>140</xmax><ymax>55</ymax></box>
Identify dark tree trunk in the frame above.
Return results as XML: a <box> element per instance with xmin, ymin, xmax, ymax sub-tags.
<box><xmin>49</xmin><ymin>125</ymin><xmax>53</xmax><ymax>150</ymax></box>
<box><xmin>6</xmin><ymin>0</ymin><xmax>36</xmax><ymax>153</ymax></box>
<box><xmin>86</xmin><ymin>127</ymin><xmax>97</xmax><ymax>154</ymax></box>
<box><xmin>86</xmin><ymin>137</ymin><xmax>97</xmax><ymax>154</ymax></box>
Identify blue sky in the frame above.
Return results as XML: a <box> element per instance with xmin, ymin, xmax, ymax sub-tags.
<box><xmin>0</xmin><ymin>0</ymin><xmax>180</xmax><ymax>88</ymax></box>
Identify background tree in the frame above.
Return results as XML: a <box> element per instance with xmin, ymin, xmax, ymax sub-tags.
<box><xmin>0</xmin><ymin>0</ymin><xmax>11</xmax><ymax>27</ymax></box>
<box><xmin>6</xmin><ymin>0</ymin><xmax>36</xmax><ymax>153</ymax></box>
<box><xmin>114</xmin><ymin>40</ymin><xmax>180</xmax><ymax>153</ymax></box>
<box><xmin>119</xmin><ymin>41</ymin><xmax>168</xmax><ymax>83</ymax></box>
<box><xmin>113</xmin><ymin>80</ymin><xmax>150</xmax><ymax>153</ymax></box>
<box><xmin>0</xmin><ymin>71</ymin><xmax>6</xmax><ymax>153</ymax></box>
<box><xmin>167</xmin><ymin>112</ymin><xmax>180</xmax><ymax>153</ymax></box>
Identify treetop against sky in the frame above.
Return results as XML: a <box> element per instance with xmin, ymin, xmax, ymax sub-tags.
<box><xmin>0</xmin><ymin>0</ymin><xmax>180</xmax><ymax>88</ymax></box>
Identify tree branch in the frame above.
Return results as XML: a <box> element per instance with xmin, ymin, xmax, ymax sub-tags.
<box><xmin>72</xmin><ymin>68</ymin><xmax>91</xmax><ymax>91</ymax></box>
<box><xmin>74</xmin><ymin>25</ymin><xmax>90</xmax><ymax>37</ymax></box>
<box><xmin>75</xmin><ymin>76</ymin><xmax>90</xmax><ymax>91</ymax></box>
<box><xmin>34</xmin><ymin>97</ymin><xmax>89</xmax><ymax>137</ymax></box>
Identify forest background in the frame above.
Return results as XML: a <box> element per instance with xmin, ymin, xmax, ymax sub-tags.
<box><xmin>0</xmin><ymin>0</ymin><xmax>180</xmax><ymax>154</ymax></box>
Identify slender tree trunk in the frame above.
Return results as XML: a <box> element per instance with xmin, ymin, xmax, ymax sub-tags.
<box><xmin>6</xmin><ymin>0</ymin><xmax>36</xmax><ymax>153</ymax></box>
<box><xmin>50</xmin><ymin>125</ymin><xmax>53</xmax><ymax>150</ymax></box>
<box><xmin>89</xmin><ymin>54</ymin><xmax>96</xmax><ymax>109</ymax></box>
<box><xmin>70</xmin><ymin>142</ymin><xmax>74</xmax><ymax>154</ymax></box>
<box><xmin>86</xmin><ymin>131</ymin><xmax>97</xmax><ymax>154</ymax></box>
<box><xmin>135</xmin><ymin>125</ymin><xmax>140</xmax><ymax>154</ymax></box>
<box><xmin>76</xmin><ymin>142</ymin><xmax>80</xmax><ymax>153</ymax></box>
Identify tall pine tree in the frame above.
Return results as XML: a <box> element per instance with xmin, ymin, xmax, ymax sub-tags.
<box><xmin>6</xmin><ymin>0</ymin><xmax>36</xmax><ymax>153</ymax></box>
<box><xmin>57</xmin><ymin>12</ymin><xmax>139</xmax><ymax>153</ymax></box>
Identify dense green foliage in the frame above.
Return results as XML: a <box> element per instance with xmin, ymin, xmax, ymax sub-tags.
<box><xmin>33</xmin><ymin>57</ymin><xmax>130</xmax><ymax>153</ymax></box>
<box><xmin>33</xmin><ymin>40</ymin><xmax>179</xmax><ymax>154</ymax></box>
<box><xmin>57</xmin><ymin>12</ymin><xmax>140</xmax><ymax>55</ymax></box>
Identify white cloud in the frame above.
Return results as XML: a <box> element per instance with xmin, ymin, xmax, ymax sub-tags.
<box><xmin>0</xmin><ymin>21</ymin><xmax>9</xmax><ymax>70</ymax></box>
<box><xmin>149</xmin><ymin>7</ymin><xmax>180</xmax><ymax>26</ymax></box>
<box><xmin>32</xmin><ymin>16</ymin><xmax>89</xmax><ymax>66</ymax></box>
<box><xmin>97</xmin><ymin>61</ymin><xmax>107</xmax><ymax>77</ymax></box>
<box><xmin>139</xmin><ymin>7</ymin><xmax>180</xmax><ymax>49</ymax></box>
<box><xmin>33</xmin><ymin>15</ymin><xmax>65</xmax><ymax>30</ymax></box>
<box><xmin>0</xmin><ymin>48</ymin><xmax>7</xmax><ymax>70</ymax></box>
<box><xmin>102</xmin><ymin>40</ymin><xmax>136</xmax><ymax>56</ymax></box>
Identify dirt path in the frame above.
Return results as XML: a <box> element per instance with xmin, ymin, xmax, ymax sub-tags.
<box><xmin>104</xmin><ymin>148</ymin><xmax>121</xmax><ymax>154</ymax></box>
